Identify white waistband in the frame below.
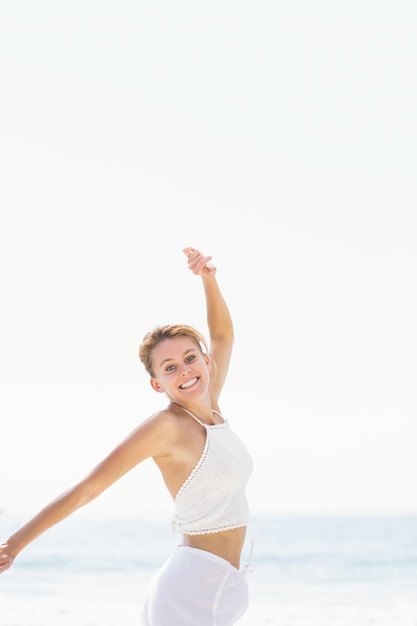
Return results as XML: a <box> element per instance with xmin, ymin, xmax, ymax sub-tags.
<box><xmin>177</xmin><ymin>542</ymin><xmax>255</xmax><ymax>575</ymax></box>
<box><xmin>177</xmin><ymin>546</ymin><xmax>238</xmax><ymax>570</ymax></box>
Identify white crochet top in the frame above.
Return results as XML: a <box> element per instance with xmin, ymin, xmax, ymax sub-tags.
<box><xmin>173</xmin><ymin>407</ymin><xmax>253</xmax><ymax>535</ymax></box>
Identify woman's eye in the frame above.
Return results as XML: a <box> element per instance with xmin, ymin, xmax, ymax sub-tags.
<box><xmin>186</xmin><ymin>355</ymin><xmax>195</xmax><ymax>362</ymax></box>
<box><xmin>165</xmin><ymin>365</ymin><xmax>175</xmax><ymax>372</ymax></box>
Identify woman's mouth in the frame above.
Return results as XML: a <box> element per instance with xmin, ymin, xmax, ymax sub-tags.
<box><xmin>179</xmin><ymin>377</ymin><xmax>198</xmax><ymax>390</ymax></box>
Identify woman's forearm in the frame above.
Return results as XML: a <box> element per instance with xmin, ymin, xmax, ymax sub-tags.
<box><xmin>7</xmin><ymin>479</ymin><xmax>95</xmax><ymax>557</ymax></box>
<box><xmin>202</xmin><ymin>275</ymin><xmax>234</xmax><ymax>342</ymax></box>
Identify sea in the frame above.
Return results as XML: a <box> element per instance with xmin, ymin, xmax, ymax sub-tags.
<box><xmin>1</xmin><ymin>513</ymin><xmax>416</xmax><ymax>626</ymax></box>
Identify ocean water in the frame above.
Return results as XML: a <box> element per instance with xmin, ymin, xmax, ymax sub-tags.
<box><xmin>1</xmin><ymin>514</ymin><xmax>416</xmax><ymax>626</ymax></box>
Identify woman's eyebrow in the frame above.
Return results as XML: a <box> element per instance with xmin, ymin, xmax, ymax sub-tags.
<box><xmin>159</xmin><ymin>348</ymin><xmax>196</xmax><ymax>367</ymax></box>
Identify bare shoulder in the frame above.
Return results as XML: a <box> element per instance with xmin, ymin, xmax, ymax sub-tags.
<box><xmin>140</xmin><ymin>406</ymin><xmax>182</xmax><ymax>432</ymax></box>
<box><xmin>79</xmin><ymin>407</ymin><xmax>187</xmax><ymax>490</ymax></box>
<box><xmin>132</xmin><ymin>406</ymin><xmax>186</xmax><ymax>457</ymax></box>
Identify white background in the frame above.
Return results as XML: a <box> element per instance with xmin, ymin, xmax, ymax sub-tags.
<box><xmin>1</xmin><ymin>1</ymin><xmax>416</xmax><ymax>519</ymax></box>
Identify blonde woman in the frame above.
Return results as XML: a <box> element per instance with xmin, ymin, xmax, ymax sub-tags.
<box><xmin>0</xmin><ymin>247</ymin><xmax>253</xmax><ymax>626</ymax></box>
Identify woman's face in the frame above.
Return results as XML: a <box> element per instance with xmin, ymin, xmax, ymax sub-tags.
<box><xmin>150</xmin><ymin>336</ymin><xmax>210</xmax><ymax>402</ymax></box>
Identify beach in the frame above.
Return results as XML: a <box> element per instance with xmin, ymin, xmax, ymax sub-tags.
<box><xmin>2</xmin><ymin>579</ymin><xmax>416</xmax><ymax>626</ymax></box>
<box><xmin>2</xmin><ymin>594</ymin><xmax>416</xmax><ymax>626</ymax></box>
<box><xmin>1</xmin><ymin>514</ymin><xmax>416</xmax><ymax>626</ymax></box>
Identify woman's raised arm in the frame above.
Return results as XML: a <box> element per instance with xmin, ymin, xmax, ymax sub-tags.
<box><xmin>183</xmin><ymin>247</ymin><xmax>234</xmax><ymax>403</ymax></box>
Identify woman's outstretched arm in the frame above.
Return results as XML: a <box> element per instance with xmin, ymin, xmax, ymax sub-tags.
<box><xmin>0</xmin><ymin>409</ymin><xmax>173</xmax><ymax>574</ymax></box>
<box><xmin>183</xmin><ymin>247</ymin><xmax>234</xmax><ymax>402</ymax></box>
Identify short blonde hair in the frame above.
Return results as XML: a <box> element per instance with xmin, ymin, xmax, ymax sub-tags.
<box><xmin>138</xmin><ymin>324</ymin><xmax>208</xmax><ymax>377</ymax></box>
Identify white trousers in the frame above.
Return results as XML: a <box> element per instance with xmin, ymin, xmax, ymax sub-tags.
<box><xmin>141</xmin><ymin>546</ymin><xmax>249</xmax><ymax>626</ymax></box>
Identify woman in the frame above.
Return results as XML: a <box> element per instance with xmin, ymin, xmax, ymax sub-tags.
<box><xmin>0</xmin><ymin>247</ymin><xmax>253</xmax><ymax>626</ymax></box>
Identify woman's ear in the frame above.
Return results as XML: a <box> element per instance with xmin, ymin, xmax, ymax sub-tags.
<box><xmin>204</xmin><ymin>354</ymin><xmax>211</xmax><ymax>369</ymax></box>
<box><xmin>150</xmin><ymin>378</ymin><xmax>164</xmax><ymax>393</ymax></box>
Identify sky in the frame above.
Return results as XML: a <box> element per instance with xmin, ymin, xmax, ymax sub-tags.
<box><xmin>0</xmin><ymin>1</ymin><xmax>416</xmax><ymax>522</ymax></box>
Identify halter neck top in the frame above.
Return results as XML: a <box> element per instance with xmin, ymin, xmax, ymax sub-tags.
<box><xmin>173</xmin><ymin>406</ymin><xmax>253</xmax><ymax>535</ymax></box>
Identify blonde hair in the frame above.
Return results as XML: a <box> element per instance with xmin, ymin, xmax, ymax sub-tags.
<box><xmin>138</xmin><ymin>324</ymin><xmax>208</xmax><ymax>377</ymax></box>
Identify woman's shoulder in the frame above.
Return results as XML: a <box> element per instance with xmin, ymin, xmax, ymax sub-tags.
<box><xmin>142</xmin><ymin>405</ymin><xmax>187</xmax><ymax>434</ymax></box>
<box><xmin>140</xmin><ymin>406</ymin><xmax>197</xmax><ymax>460</ymax></box>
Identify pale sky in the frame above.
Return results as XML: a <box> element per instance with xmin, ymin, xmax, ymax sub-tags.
<box><xmin>1</xmin><ymin>1</ymin><xmax>416</xmax><ymax>520</ymax></box>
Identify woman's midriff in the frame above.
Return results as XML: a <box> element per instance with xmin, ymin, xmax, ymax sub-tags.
<box><xmin>180</xmin><ymin>526</ymin><xmax>246</xmax><ymax>569</ymax></box>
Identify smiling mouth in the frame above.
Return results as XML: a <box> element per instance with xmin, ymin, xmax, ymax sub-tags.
<box><xmin>179</xmin><ymin>377</ymin><xmax>198</xmax><ymax>390</ymax></box>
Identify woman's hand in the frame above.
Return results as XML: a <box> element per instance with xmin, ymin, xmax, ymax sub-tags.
<box><xmin>0</xmin><ymin>541</ymin><xmax>15</xmax><ymax>574</ymax></box>
<box><xmin>183</xmin><ymin>247</ymin><xmax>217</xmax><ymax>276</ymax></box>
